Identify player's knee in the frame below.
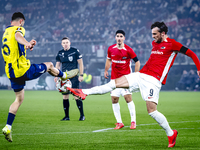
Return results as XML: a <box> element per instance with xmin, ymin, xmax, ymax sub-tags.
<box><xmin>44</xmin><ymin>62</ymin><xmax>54</xmax><ymax>70</ymax></box>
<box><xmin>148</xmin><ymin>110</ymin><xmax>157</xmax><ymax>117</ymax></box>
<box><xmin>112</xmin><ymin>97</ymin><xmax>119</xmax><ymax>103</ymax></box>
<box><xmin>124</xmin><ymin>96</ymin><xmax>132</xmax><ymax>103</ymax></box>
<box><xmin>125</xmin><ymin>99</ymin><xmax>132</xmax><ymax>103</ymax></box>
<box><xmin>49</xmin><ymin>62</ymin><xmax>54</xmax><ymax>68</ymax></box>
<box><xmin>15</xmin><ymin>90</ymin><xmax>24</xmax><ymax>104</ymax></box>
<box><xmin>15</xmin><ymin>96</ymin><xmax>24</xmax><ymax>105</ymax></box>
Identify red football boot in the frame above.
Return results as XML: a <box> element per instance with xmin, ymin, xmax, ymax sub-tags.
<box><xmin>114</xmin><ymin>123</ymin><xmax>124</xmax><ymax>129</ymax></box>
<box><xmin>67</xmin><ymin>87</ymin><xmax>87</xmax><ymax>100</ymax></box>
<box><xmin>130</xmin><ymin>121</ymin><xmax>136</xmax><ymax>129</ymax></box>
<box><xmin>168</xmin><ymin>130</ymin><xmax>178</xmax><ymax>148</ymax></box>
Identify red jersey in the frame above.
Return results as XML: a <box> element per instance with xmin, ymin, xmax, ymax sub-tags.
<box><xmin>140</xmin><ymin>37</ymin><xmax>184</xmax><ymax>85</ymax></box>
<box><xmin>107</xmin><ymin>44</ymin><xmax>137</xmax><ymax>79</ymax></box>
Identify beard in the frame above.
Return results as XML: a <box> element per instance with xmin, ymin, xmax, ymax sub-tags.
<box><xmin>156</xmin><ymin>37</ymin><xmax>162</xmax><ymax>43</ymax></box>
<box><xmin>117</xmin><ymin>41</ymin><xmax>122</xmax><ymax>46</ymax></box>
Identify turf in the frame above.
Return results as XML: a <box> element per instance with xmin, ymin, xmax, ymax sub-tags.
<box><xmin>0</xmin><ymin>90</ymin><xmax>200</xmax><ymax>150</ymax></box>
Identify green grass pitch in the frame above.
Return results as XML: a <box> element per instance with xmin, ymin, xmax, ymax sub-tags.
<box><xmin>0</xmin><ymin>90</ymin><xmax>200</xmax><ymax>150</ymax></box>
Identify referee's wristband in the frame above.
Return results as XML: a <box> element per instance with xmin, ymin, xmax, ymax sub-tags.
<box><xmin>80</xmin><ymin>74</ymin><xmax>83</xmax><ymax>77</ymax></box>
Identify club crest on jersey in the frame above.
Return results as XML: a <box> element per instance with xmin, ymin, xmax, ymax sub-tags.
<box><xmin>161</xmin><ymin>46</ymin><xmax>166</xmax><ymax>49</ymax></box>
<box><xmin>17</xmin><ymin>27</ymin><xmax>22</xmax><ymax>31</ymax></box>
<box><xmin>62</xmin><ymin>53</ymin><xmax>64</xmax><ymax>57</ymax></box>
<box><xmin>68</xmin><ymin>56</ymin><xmax>73</xmax><ymax>61</ymax></box>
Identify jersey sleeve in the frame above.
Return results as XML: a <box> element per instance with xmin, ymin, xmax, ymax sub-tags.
<box><xmin>76</xmin><ymin>49</ymin><xmax>82</xmax><ymax>59</ymax></box>
<box><xmin>107</xmin><ymin>47</ymin><xmax>111</xmax><ymax>59</ymax></box>
<box><xmin>56</xmin><ymin>52</ymin><xmax>61</xmax><ymax>62</ymax></box>
<box><xmin>185</xmin><ymin>49</ymin><xmax>200</xmax><ymax>70</ymax></box>
<box><xmin>15</xmin><ymin>27</ymin><xmax>25</xmax><ymax>36</ymax></box>
<box><xmin>171</xmin><ymin>39</ymin><xmax>183</xmax><ymax>51</ymax></box>
<box><xmin>129</xmin><ymin>48</ymin><xmax>137</xmax><ymax>59</ymax></box>
<box><xmin>172</xmin><ymin>39</ymin><xmax>200</xmax><ymax>70</ymax></box>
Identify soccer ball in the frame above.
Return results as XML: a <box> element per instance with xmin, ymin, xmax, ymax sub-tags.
<box><xmin>56</xmin><ymin>78</ymin><xmax>72</xmax><ymax>93</ymax></box>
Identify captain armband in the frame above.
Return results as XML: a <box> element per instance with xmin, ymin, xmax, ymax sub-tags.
<box><xmin>132</xmin><ymin>57</ymin><xmax>139</xmax><ymax>63</ymax></box>
<box><xmin>180</xmin><ymin>46</ymin><xmax>188</xmax><ymax>54</ymax></box>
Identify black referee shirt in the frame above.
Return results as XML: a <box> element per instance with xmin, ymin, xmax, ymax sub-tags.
<box><xmin>56</xmin><ymin>47</ymin><xmax>82</xmax><ymax>72</ymax></box>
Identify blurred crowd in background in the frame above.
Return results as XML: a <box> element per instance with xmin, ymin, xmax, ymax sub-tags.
<box><xmin>0</xmin><ymin>0</ymin><xmax>200</xmax><ymax>48</ymax></box>
<box><xmin>175</xmin><ymin>69</ymin><xmax>200</xmax><ymax>91</ymax></box>
<box><xmin>0</xmin><ymin>0</ymin><xmax>200</xmax><ymax>90</ymax></box>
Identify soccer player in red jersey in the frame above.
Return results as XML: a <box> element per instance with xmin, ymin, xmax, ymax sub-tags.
<box><xmin>65</xmin><ymin>22</ymin><xmax>200</xmax><ymax>147</ymax></box>
<box><xmin>104</xmin><ymin>30</ymin><xmax>140</xmax><ymax>129</ymax></box>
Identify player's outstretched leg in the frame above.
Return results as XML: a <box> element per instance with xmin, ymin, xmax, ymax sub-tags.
<box><xmin>67</xmin><ymin>87</ymin><xmax>87</xmax><ymax>100</ymax></box>
<box><xmin>44</xmin><ymin>62</ymin><xmax>79</xmax><ymax>80</ymax></box>
<box><xmin>168</xmin><ymin>130</ymin><xmax>178</xmax><ymax>148</ymax></box>
<box><xmin>63</xmin><ymin>69</ymin><xmax>79</xmax><ymax>80</ymax></box>
<box><xmin>66</xmin><ymin>80</ymin><xmax>117</xmax><ymax>99</ymax></box>
<box><xmin>2</xmin><ymin>126</ymin><xmax>12</xmax><ymax>142</ymax></box>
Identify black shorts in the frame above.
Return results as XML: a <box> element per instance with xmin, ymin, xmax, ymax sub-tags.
<box><xmin>62</xmin><ymin>76</ymin><xmax>79</xmax><ymax>95</ymax></box>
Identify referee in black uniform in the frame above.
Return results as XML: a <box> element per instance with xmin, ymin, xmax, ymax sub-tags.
<box><xmin>54</xmin><ymin>37</ymin><xmax>85</xmax><ymax>121</ymax></box>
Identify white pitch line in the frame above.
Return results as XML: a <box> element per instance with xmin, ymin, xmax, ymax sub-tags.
<box><xmin>97</xmin><ymin>128</ymin><xmax>200</xmax><ymax>133</ymax></box>
<box><xmin>92</xmin><ymin>120</ymin><xmax>200</xmax><ymax>132</ymax></box>
<box><xmin>93</xmin><ymin>128</ymin><xmax>113</xmax><ymax>132</ymax></box>
<box><xmin>3</xmin><ymin>127</ymin><xmax>200</xmax><ymax>136</ymax></box>
<box><xmin>0</xmin><ymin>120</ymin><xmax>199</xmax><ymax>136</ymax></box>
<box><xmin>14</xmin><ymin>131</ymin><xmax>89</xmax><ymax>135</ymax></box>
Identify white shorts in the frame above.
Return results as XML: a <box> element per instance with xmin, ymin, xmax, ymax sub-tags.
<box><xmin>125</xmin><ymin>72</ymin><xmax>162</xmax><ymax>104</ymax></box>
<box><xmin>111</xmin><ymin>88</ymin><xmax>132</xmax><ymax>97</ymax></box>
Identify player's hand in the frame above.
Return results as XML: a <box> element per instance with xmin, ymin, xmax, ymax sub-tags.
<box><xmin>104</xmin><ymin>71</ymin><xmax>109</xmax><ymax>79</ymax></box>
<box><xmin>29</xmin><ymin>39</ymin><xmax>36</xmax><ymax>51</ymax></box>
<box><xmin>197</xmin><ymin>70</ymin><xmax>200</xmax><ymax>78</ymax></box>
<box><xmin>25</xmin><ymin>43</ymin><xmax>33</xmax><ymax>51</ymax></box>
<box><xmin>79</xmin><ymin>76</ymin><xmax>83</xmax><ymax>82</ymax></box>
<box><xmin>54</xmin><ymin>77</ymin><xmax>58</xmax><ymax>83</ymax></box>
<box><xmin>30</xmin><ymin>39</ymin><xmax>37</xmax><ymax>46</ymax></box>
<box><xmin>26</xmin><ymin>39</ymin><xmax>37</xmax><ymax>51</ymax></box>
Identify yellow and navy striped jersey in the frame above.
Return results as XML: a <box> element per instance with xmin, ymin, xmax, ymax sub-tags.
<box><xmin>1</xmin><ymin>26</ymin><xmax>31</xmax><ymax>78</ymax></box>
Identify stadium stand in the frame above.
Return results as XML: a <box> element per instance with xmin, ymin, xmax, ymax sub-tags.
<box><xmin>0</xmin><ymin>0</ymin><xmax>200</xmax><ymax>90</ymax></box>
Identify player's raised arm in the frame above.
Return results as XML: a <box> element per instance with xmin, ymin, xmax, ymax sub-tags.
<box><xmin>172</xmin><ymin>40</ymin><xmax>200</xmax><ymax>78</ymax></box>
<box><xmin>184</xmin><ymin>49</ymin><xmax>200</xmax><ymax>77</ymax></box>
<box><xmin>15</xmin><ymin>32</ymin><xmax>33</xmax><ymax>50</ymax></box>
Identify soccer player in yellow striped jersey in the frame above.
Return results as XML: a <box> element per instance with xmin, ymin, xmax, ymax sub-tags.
<box><xmin>2</xmin><ymin>23</ymin><xmax>31</xmax><ymax>78</ymax></box>
<box><xmin>1</xmin><ymin>12</ymin><xmax>79</xmax><ymax>142</ymax></box>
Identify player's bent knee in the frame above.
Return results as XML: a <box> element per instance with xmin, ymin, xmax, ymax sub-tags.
<box><xmin>15</xmin><ymin>96</ymin><xmax>24</xmax><ymax>105</ymax></box>
<box><xmin>124</xmin><ymin>95</ymin><xmax>132</xmax><ymax>103</ymax></box>
<box><xmin>148</xmin><ymin>110</ymin><xmax>158</xmax><ymax>117</ymax></box>
<box><xmin>125</xmin><ymin>99</ymin><xmax>132</xmax><ymax>103</ymax></box>
<box><xmin>44</xmin><ymin>62</ymin><xmax>54</xmax><ymax>70</ymax></box>
<box><xmin>112</xmin><ymin>97</ymin><xmax>119</xmax><ymax>103</ymax></box>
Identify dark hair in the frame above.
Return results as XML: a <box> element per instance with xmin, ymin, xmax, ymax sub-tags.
<box><xmin>62</xmin><ymin>37</ymin><xmax>70</xmax><ymax>41</ymax></box>
<box><xmin>116</xmin><ymin>30</ymin><xmax>125</xmax><ymax>36</ymax></box>
<box><xmin>151</xmin><ymin>22</ymin><xmax>168</xmax><ymax>34</ymax></box>
<box><xmin>12</xmin><ymin>12</ymin><xmax>25</xmax><ymax>21</ymax></box>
